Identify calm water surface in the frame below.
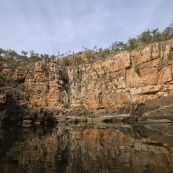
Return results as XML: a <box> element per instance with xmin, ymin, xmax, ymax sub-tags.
<box><xmin>0</xmin><ymin>122</ymin><xmax>173</xmax><ymax>173</ymax></box>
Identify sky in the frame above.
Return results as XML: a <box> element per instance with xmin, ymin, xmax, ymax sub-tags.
<box><xmin>0</xmin><ymin>0</ymin><xmax>173</xmax><ymax>56</ymax></box>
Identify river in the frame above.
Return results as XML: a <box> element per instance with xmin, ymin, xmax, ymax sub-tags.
<box><xmin>0</xmin><ymin>122</ymin><xmax>173</xmax><ymax>173</ymax></box>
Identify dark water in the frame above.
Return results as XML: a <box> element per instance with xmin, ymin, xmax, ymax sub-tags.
<box><xmin>0</xmin><ymin>122</ymin><xmax>173</xmax><ymax>173</ymax></box>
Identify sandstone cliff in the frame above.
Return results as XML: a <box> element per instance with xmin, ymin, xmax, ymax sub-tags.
<box><xmin>23</xmin><ymin>40</ymin><xmax>173</xmax><ymax>110</ymax></box>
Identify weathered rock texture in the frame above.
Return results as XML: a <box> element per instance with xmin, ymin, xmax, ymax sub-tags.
<box><xmin>25</xmin><ymin>60</ymin><xmax>69</xmax><ymax>107</ymax></box>
<box><xmin>24</xmin><ymin>40</ymin><xmax>173</xmax><ymax>110</ymax></box>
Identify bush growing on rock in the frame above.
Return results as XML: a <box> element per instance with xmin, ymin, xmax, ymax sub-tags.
<box><xmin>63</xmin><ymin>103</ymin><xmax>70</xmax><ymax>109</ymax></box>
<box><xmin>134</xmin><ymin>66</ymin><xmax>140</xmax><ymax>75</ymax></box>
<box><xmin>74</xmin><ymin>56</ymin><xmax>83</xmax><ymax>65</ymax></box>
<box><xmin>24</xmin><ymin>107</ymin><xmax>37</xmax><ymax>119</ymax></box>
<box><xmin>62</xmin><ymin>58</ymin><xmax>70</xmax><ymax>66</ymax></box>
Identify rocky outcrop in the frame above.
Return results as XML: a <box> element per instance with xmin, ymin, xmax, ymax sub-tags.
<box><xmin>114</xmin><ymin>94</ymin><xmax>173</xmax><ymax>121</ymax></box>
<box><xmin>13</xmin><ymin>67</ymin><xmax>28</xmax><ymax>83</ymax></box>
<box><xmin>0</xmin><ymin>92</ymin><xmax>59</xmax><ymax>125</ymax></box>
<box><xmin>23</xmin><ymin>40</ymin><xmax>173</xmax><ymax>111</ymax></box>
<box><xmin>1</xmin><ymin>40</ymin><xmax>173</xmax><ymax>124</ymax></box>
<box><xmin>25</xmin><ymin>60</ymin><xmax>69</xmax><ymax>107</ymax></box>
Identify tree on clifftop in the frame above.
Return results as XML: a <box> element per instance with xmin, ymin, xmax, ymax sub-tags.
<box><xmin>21</xmin><ymin>50</ymin><xmax>28</xmax><ymax>57</ymax></box>
<box><xmin>0</xmin><ymin>48</ymin><xmax>6</xmax><ymax>57</ymax></box>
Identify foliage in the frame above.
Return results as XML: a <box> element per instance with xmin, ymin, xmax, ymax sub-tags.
<box><xmin>5</xmin><ymin>77</ymin><xmax>15</xmax><ymax>85</ymax></box>
<box><xmin>0</xmin><ymin>73</ymin><xmax>5</xmax><ymax>86</ymax></box>
<box><xmin>111</xmin><ymin>41</ymin><xmax>126</xmax><ymax>51</ymax></box>
<box><xmin>0</xmin><ymin>48</ymin><xmax>6</xmax><ymax>56</ymax></box>
<box><xmin>21</xmin><ymin>50</ymin><xmax>28</xmax><ymax>56</ymax></box>
<box><xmin>134</xmin><ymin>66</ymin><xmax>140</xmax><ymax>75</ymax></box>
<box><xmin>127</xmin><ymin>38</ymin><xmax>138</xmax><ymax>50</ymax></box>
<box><xmin>162</xmin><ymin>23</ymin><xmax>173</xmax><ymax>40</ymax></box>
<box><xmin>0</xmin><ymin>24</ymin><xmax>172</xmax><ymax>70</ymax></box>
<box><xmin>17</xmin><ymin>83</ymin><xmax>28</xmax><ymax>92</ymax></box>
<box><xmin>0</xmin><ymin>72</ymin><xmax>28</xmax><ymax>101</ymax></box>
<box><xmin>13</xmin><ymin>84</ymin><xmax>28</xmax><ymax>101</ymax></box>
<box><xmin>24</xmin><ymin>107</ymin><xmax>37</xmax><ymax>117</ymax></box>
<box><xmin>62</xmin><ymin>58</ymin><xmax>70</xmax><ymax>66</ymax></box>
<box><xmin>13</xmin><ymin>91</ymin><xmax>24</xmax><ymax>101</ymax></box>
<box><xmin>41</xmin><ymin>63</ymin><xmax>49</xmax><ymax>71</ymax></box>
<box><xmin>74</xmin><ymin>56</ymin><xmax>83</xmax><ymax>65</ymax></box>
<box><xmin>84</xmin><ymin>49</ymin><xmax>96</xmax><ymax>62</ymax></box>
<box><xmin>63</xmin><ymin>129</ymin><xmax>69</xmax><ymax>135</ymax></box>
<box><xmin>63</xmin><ymin>102</ymin><xmax>70</xmax><ymax>109</ymax></box>
<box><xmin>84</xmin><ymin>50</ymin><xmax>92</xmax><ymax>59</ymax></box>
<box><xmin>23</xmin><ymin>132</ymin><xmax>34</xmax><ymax>141</ymax></box>
<box><xmin>123</xmin><ymin>101</ymin><xmax>130</xmax><ymax>104</ymax></box>
<box><xmin>110</xmin><ymin>23</ymin><xmax>173</xmax><ymax>53</ymax></box>
<box><xmin>139</xmin><ymin>30</ymin><xmax>152</xmax><ymax>44</ymax></box>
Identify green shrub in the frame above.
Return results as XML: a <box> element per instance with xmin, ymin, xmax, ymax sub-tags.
<box><xmin>24</xmin><ymin>107</ymin><xmax>37</xmax><ymax>119</ymax></box>
<box><xmin>63</xmin><ymin>102</ymin><xmax>70</xmax><ymax>109</ymax></box>
<box><xmin>134</xmin><ymin>66</ymin><xmax>140</xmax><ymax>75</ymax></box>
<box><xmin>62</xmin><ymin>58</ymin><xmax>70</xmax><ymax>66</ymax></box>
<box><xmin>13</xmin><ymin>93</ymin><xmax>19</xmax><ymax>101</ymax></box>
<box><xmin>63</xmin><ymin>129</ymin><xmax>69</xmax><ymax>135</ymax></box>
<box><xmin>74</xmin><ymin>56</ymin><xmax>83</xmax><ymax>65</ymax></box>
<box><xmin>123</xmin><ymin>101</ymin><xmax>130</xmax><ymax>104</ymax></box>
<box><xmin>5</xmin><ymin>77</ymin><xmax>15</xmax><ymax>86</ymax></box>
<box><xmin>41</xmin><ymin>64</ymin><xmax>49</xmax><ymax>71</ymax></box>
<box><xmin>18</xmin><ymin>83</ymin><xmax>28</xmax><ymax>92</ymax></box>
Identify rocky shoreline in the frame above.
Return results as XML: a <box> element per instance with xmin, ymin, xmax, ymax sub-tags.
<box><xmin>1</xmin><ymin>92</ymin><xmax>173</xmax><ymax>127</ymax></box>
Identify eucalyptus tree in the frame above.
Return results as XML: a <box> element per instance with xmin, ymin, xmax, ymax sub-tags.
<box><xmin>151</xmin><ymin>28</ymin><xmax>161</xmax><ymax>42</ymax></box>
<box><xmin>0</xmin><ymin>48</ymin><xmax>6</xmax><ymax>57</ymax></box>
<box><xmin>93</xmin><ymin>45</ymin><xmax>97</xmax><ymax>51</ymax></box>
<box><xmin>162</xmin><ymin>23</ymin><xmax>173</xmax><ymax>40</ymax></box>
<box><xmin>139</xmin><ymin>30</ymin><xmax>152</xmax><ymax>44</ymax></box>
<box><xmin>50</xmin><ymin>54</ymin><xmax>56</xmax><ymax>60</ymax></box>
<box><xmin>6</xmin><ymin>49</ymin><xmax>18</xmax><ymax>59</ymax></box>
<box><xmin>30</xmin><ymin>50</ymin><xmax>35</xmax><ymax>57</ymax></box>
<box><xmin>127</xmin><ymin>37</ymin><xmax>138</xmax><ymax>50</ymax></box>
<box><xmin>21</xmin><ymin>50</ymin><xmax>28</xmax><ymax>57</ymax></box>
<box><xmin>57</xmin><ymin>51</ymin><xmax>60</xmax><ymax>59</ymax></box>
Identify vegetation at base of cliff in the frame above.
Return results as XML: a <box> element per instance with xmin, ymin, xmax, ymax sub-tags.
<box><xmin>24</xmin><ymin>107</ymin><xmax>37</xmax><ymax>119</ymax></box>
<box><xmin>0</xmin><ymin>72</ymin><xmax>28</xmax><ymax>101</ymax></box>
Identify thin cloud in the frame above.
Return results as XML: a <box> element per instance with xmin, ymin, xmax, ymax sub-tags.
<box><xmin>0</xmin><ymin>0</ymin><xmax>173</xmax><ymax>55</ymax></box>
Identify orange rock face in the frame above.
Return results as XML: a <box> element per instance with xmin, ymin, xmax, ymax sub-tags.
<box><xmin>25</xmin><ymin>60</ymin><xmax>68</xmax><ymax>107</ymax></box>
<box><xmin>23</xmin><ymin>40</ymin><xmax>173</xmax><ymax>109</ymax></box>
<box><xmin>13</xmin><ymin>67</ymin><xmax>28</xmax><ymax>83</ymax></box>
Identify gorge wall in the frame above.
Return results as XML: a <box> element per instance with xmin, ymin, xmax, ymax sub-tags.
<box><xmin>23</xmin><ymin>40</ymin><xmax>173</xmax><ymax>110</ymax></box>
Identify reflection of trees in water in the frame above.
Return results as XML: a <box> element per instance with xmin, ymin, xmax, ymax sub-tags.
<box><xmin>0</xmin><ymin>125</ymin><xmax>55</xmax><ymax>173</ymax></box>
<box><xmin>0</xmin><ymin>123</ymin><xmax>173</xmax><ymax>172</ymax></box>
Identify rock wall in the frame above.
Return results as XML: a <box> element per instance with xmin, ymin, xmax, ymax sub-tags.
<box><xmin>68</xmin><ymin>40</ymin><xmax>173</xmax><ymax>109</ymax></box>
<box><xmin>24</xmin><ymin>40</ymin><xmax>173</xmax><ymax>109</ymax></box>
<box><xmin>25</xmin><ymin>60</ymin><xmax>68</xmax><ymax>107</ymax></box>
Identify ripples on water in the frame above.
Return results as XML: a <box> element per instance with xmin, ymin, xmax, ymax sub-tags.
<box><xmin>0</xmin><ymin>122</ymin><xmax>173</xmax><ymax>173</ymax></box>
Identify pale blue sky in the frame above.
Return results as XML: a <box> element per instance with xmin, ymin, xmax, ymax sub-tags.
<box><xmin>0</xmin><ymin>0</ymin><xmax>173</xmax><ymax>56</ymax></box>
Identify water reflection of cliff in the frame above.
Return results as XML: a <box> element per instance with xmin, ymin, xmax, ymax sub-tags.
<box><xmin>0</xmin><ymin>123</ymin><xmax>173</xmax><ymax>173</ymax></box>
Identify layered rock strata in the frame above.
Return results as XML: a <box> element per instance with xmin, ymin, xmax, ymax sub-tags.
<box><xmin>25</xmin><ymin>40</ymin><xmax>173</xmax><ymax>110</ymax></box>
